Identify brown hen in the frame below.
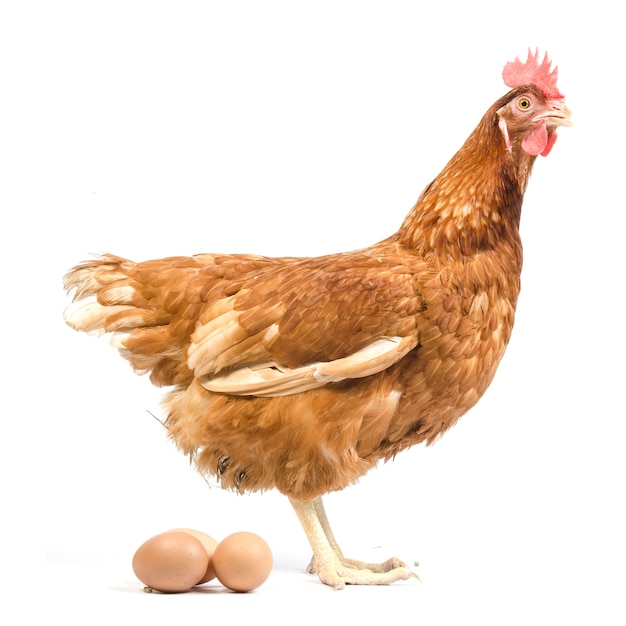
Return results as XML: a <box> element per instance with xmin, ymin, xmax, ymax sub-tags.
<box><xmin>64</xmin><ymin>50</ymin><xmax>571</xmax><ymax>589</ymax></box>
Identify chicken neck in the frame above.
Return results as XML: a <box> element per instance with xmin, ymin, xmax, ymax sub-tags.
<box><xmin>396</xmin><ymin>107</ymin><xmax>531</xmax><ymax>263</ymax></box>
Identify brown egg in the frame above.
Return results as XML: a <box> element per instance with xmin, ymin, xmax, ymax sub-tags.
<box><xmin>168</xmin><ymin>528</ymin><xmax>219</xmax><ymax>584</ymax></box>
<box><xmin>132</xmin><ymin>531</ymin><xmax>209</xmax><ymax>593</ymax></box>
<box><xmin>213</xmin><ymin>531</ymin><xmax>273</xmax><ymax>592</ymax></box>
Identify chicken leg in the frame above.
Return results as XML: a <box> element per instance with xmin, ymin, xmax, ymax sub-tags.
<box><xmin>289</xmin><ymin>496</ymin><xmax>418</xmax><ymax>589</ymax></box>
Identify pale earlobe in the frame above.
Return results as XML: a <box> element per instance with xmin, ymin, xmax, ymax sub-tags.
<box><xmin>498</xmin><ymin>117</ymin><xmax>512</xmax><ymax>150</ymax></box>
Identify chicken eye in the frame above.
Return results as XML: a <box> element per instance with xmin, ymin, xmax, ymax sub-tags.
<box><xmin>518</xmin><ymin>97</ymin><xmax>532</xmax><ymax>110</ymax></box>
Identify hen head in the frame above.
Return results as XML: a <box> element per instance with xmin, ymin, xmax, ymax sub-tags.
<box><xmin>497</xmin><ymin>49</ymin><xmax>572</xmax><ymax>158</ymax></box>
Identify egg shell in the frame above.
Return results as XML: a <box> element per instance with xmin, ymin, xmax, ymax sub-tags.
<box><xmin>132</xmin><ymin>531</ymin><xmax>209</xmax><ymax>593</ymax></box>
<box><xmin>168</xmin><ymin>528</ymin><xmax>219</xmax><ymax>584</ymax></box>
<box><xmin>213</xmin><ymin>531</ymin><xmax>273</xmax><ymax>592</ymax></box>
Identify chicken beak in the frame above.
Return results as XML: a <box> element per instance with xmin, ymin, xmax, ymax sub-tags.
<box><xmin>537</xmin><ymin>100</ymin><xmax>573</xmax><ymax>128</ymax></box>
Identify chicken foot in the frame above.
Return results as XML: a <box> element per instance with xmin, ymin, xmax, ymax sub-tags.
<box><xmin>289</xmin><ymin>495</ymin><xmax>418</xmax><ymax>589</ymax></box>
<box><xmin>304</xmin><ymin>497</ymin><xmax>407</xmax><ymax>574</ymax></box>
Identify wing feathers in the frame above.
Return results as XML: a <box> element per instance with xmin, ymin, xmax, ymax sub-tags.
<box><xmin>199</xmin><ymin>335</ymin><xmax>416</xmax><ymax>397</ymax></box>
<box><xmin>188</xmin><ymin>308</ymin><xmax>247</xmax><ymax>375</ymax></box>
<box><xmin>64</xmin><ymin>248</ymin><xmax>424</xmax><ymax>394</ymax></box>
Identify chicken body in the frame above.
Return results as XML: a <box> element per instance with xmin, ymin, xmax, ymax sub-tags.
<box><xmin>64</xmin><ymin>68</ymin><xmax>571</xmax><ymax>588</ymax></box>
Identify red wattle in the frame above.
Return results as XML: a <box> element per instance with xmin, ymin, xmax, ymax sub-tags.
<box><xmin>521</xmin><ymin>124</ymin><xmax>548</xmax><ymax>156</ymax></box>
<box><xmin>540</xmin><ymin>132</ymin><xmax>558</xmax><ymax>157</ymax></box>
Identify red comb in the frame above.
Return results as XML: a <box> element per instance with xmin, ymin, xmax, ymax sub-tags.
<box><xmin>502</xmin><ymin>49</ymin><xmax>563</xmax><ymax>99</ymax></box>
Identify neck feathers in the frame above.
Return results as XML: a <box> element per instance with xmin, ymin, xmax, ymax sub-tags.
<box><xmin>398</xmin><ymin>106</ymin><xmax>533</xmax><ymax>260</ymax></box>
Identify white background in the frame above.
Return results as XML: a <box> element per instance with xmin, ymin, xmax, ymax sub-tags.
<box><xmin>2</xmin><ymin>1</ymin><xmax>624</xmax><ymax>624</ymax></box>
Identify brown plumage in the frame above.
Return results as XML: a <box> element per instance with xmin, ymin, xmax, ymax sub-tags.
<box><xmin>64</xmin><ymin>50</ymin><xmax>571</xmax><ymax>589</ymax></box>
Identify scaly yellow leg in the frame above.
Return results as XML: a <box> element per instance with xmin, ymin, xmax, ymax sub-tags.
<box><xmin>289</xmin><ymin>496</ymin><xmax>418</xmax><ymax>589</ymax></box>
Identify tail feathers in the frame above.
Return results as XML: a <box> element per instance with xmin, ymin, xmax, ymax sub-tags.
<box><xmin>63</xmin><ymin>294</ymin><xmax>136</xmax><ymax>334</ymax></box>
<box><xmin>64</xmin><ymin>292</ymin><xmax>167</xmax><ymax>334</ymax></box>
<box><xmin>63</xmin><ymin>255</ymin><xmax>156</xmax><ymax>334</ymax></box>
<box><xmin>63</xmin><ymin>254</ymin><xmax>190</xmax><ymax>386</ymax></box>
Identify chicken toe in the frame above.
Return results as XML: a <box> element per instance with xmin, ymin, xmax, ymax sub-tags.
<box><xmin>290</xmin><ymin>496</ymin><xmax>418</xmax><ymax>589</ymax></box>
<box><xmin>307</xmin><ymin>554</ymin><xmax>411</xmax><ymax>575</ymax></box>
